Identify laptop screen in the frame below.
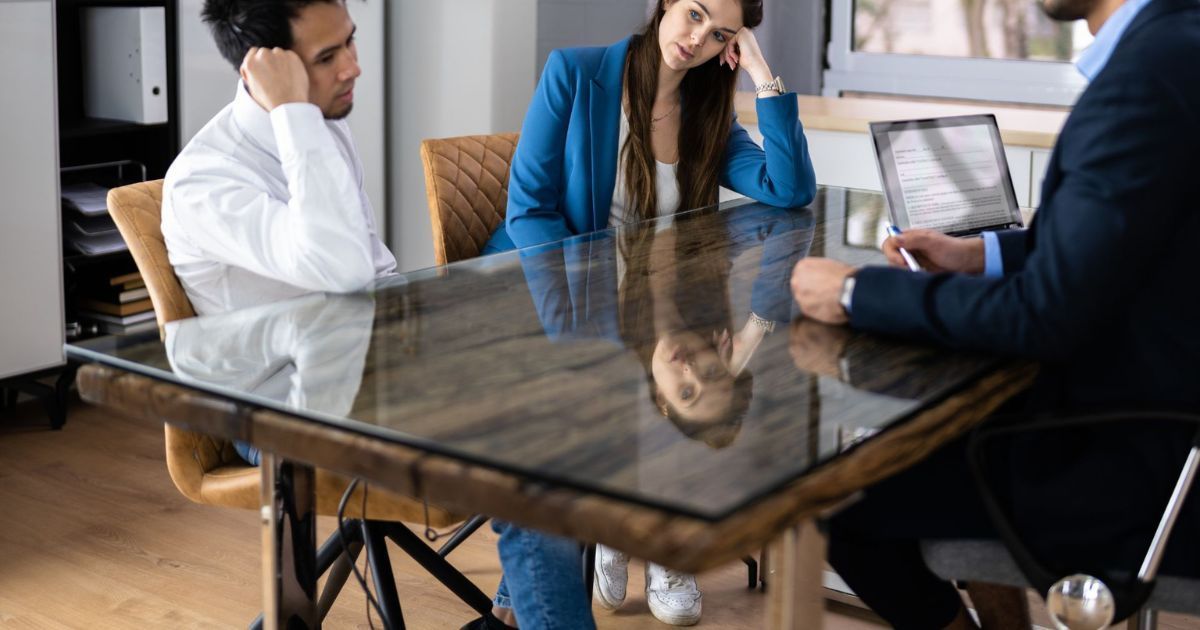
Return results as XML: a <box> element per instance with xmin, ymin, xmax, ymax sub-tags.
<box><xmin>869</xmin><ymin>114</ymin><xmax>1024</xmax><ymax>236</ymax></box>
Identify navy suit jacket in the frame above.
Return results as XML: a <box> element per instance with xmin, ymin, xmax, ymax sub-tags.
<box><xmin>850</xmin><ymin>0</ymin><xmax>1200</xmax><ymax>411</ymax></box>
<box><xmin>485</xmin><ymin>37</ymin><xmax>816</xmax><ymax>253</ymax></box>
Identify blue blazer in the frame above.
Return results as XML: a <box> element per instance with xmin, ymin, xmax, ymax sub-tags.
<box><xmin>519</xmin><ymin>204</ymin><xmax>815</xmax><ymax>343</ymax></box>
<box><xmin>484</xmin><ymin>37</ymin><xmax>816</xmax><ymax>253</ymax></box>
<box><xmin>848</xmin><ymin>0</ymin><xmax>1200</xmax><ymax>411</ymax></box>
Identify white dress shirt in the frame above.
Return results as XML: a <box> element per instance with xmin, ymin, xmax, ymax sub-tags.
<box><xmin>162</xmin><ymin>82</ymin><xmax>396</xmax><ymax>316</ymax></box>
<box><xmin>164</xmin><ymin>292</ymin><xmax>374</xmax><ymax>417</ymax></box>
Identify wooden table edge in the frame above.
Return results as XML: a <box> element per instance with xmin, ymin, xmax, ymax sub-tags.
<box><xmin>75</xmin><ymin>360</ymin><xmax>1037</xmax><ymax>574</ymax></box>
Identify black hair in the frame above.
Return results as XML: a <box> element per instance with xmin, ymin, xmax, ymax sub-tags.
<box><xmin>201</xmin><ymin>0</ymin><xmax>342</xmax><ymax>69</ymax></box>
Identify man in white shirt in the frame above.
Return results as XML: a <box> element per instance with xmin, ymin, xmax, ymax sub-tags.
<box><xmin>163</xmin><ymin>0</ymin><xmax>395</xmax><ymax>317</ymax></box>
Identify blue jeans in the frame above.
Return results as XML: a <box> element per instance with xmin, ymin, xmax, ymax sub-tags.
<box><xmin>491</xmin><ymin>520</ymin><xmax>595</xmax><ymax>630</ymax></box>
<box><xmin>236</xmin><ymin>446</ymin><xmax>593</xmax><ymax>628</ymax></box>
<box><xmin>235</xmin><ymin>440</ymin><xmax>261</xmax><ymax>466</ymax></box>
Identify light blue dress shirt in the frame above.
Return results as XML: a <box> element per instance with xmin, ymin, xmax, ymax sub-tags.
<box><xmin>981</xmin><ymin>0</ymin><xmax>1156</xmax><ymax>277</ymax></box>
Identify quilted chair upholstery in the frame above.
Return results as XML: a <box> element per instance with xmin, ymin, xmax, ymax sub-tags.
<box><xmin>105</xmin><ymin>181</ymin><xmax>460</xmax><ymax>526</ymax></box>
<box><xmin>420</xmin><ymin>133</ymin><xmax>519</xmax><ymax>265</ymax></box>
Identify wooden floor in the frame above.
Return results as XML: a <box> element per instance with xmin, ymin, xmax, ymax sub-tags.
<box><xmin>0</xmin><ymin>396</ymin><xmax>1195</xmax><ymax>629</ymax></box>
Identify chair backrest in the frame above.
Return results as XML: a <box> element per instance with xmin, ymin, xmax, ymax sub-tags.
<box><xmin>105</xmin><ymin>180</ymin><xmax>195</xmax><ymax>332</ymax></box>
<box><xmin>420</xmin><ymin>133</ymin><xmax>519</xmax><ymax>265</ymax></box>
<box><xmin>106</xmin><ymin>180</ymin><xmax>236</xmax><ymax>501</ymax></box>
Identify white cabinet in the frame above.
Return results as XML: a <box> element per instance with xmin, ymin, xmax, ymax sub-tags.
<box><xmin>804</xmin><ymin>129</ymin><xmax>881</xmax><ymax>192</ymax></box>
<box><xmin>740</xmin><ymin>124</ymin><xmax>1048</xmax><ymax>211</ymax></box>
<box><xmin>0</xmin><ymin>0</ymin><xmax>64</xmax><ymax>379</ymax></box>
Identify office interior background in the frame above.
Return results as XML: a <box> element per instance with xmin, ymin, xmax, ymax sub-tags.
<box><xmin>5</xmin><ymin>0</ymin><xmax>1173</xmax><ymax>628</ymax></box>
<box><xmin>0</xmin><ymin>0</ymin><xmax>1097</xmax><ymax>382</ymax></box>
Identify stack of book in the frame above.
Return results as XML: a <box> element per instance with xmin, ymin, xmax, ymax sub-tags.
<box><xmin>75</xmin><ymin>267</ymin><xmax>157</xmax><ymax>335</ymax></box>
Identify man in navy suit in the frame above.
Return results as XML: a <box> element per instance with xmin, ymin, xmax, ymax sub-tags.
<box><xmin>791</xmin><ymin>0</ymin><xmax>1200</xmax><ymax>627</ymax></box>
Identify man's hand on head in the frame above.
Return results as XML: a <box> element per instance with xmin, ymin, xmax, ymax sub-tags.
<box><xmin>241</xmin><ymin>47</ymin><xmax>310</xmax><ymax>111</ymax></box>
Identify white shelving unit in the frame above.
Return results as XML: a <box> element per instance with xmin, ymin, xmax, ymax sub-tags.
<box><xmin>0</xmin><ymin>0</ymin><xmax>64</xmax><ymax>380</ymax></box>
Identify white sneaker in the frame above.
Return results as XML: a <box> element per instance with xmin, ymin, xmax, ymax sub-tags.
<box><xmin>593</xmin><ymin>544</ymin><xmax>630</xmax><ymax>610</ymax></box>
<box><xmin>645</xmin><ymin>563</ymin><xmax>702</xmax><ymax>626</ymax></box>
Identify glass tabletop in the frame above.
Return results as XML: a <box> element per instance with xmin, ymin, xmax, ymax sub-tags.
<box><xmin>69</xmin><ymin>187</ymin><xmax>1003</xmax><ymax>521</ymax></box>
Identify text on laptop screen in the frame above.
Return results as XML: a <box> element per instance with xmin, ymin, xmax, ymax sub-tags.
<box><xmin>870</xmin><ymin>115</ymin><xmax>1023</xmax><ymax>236</ymax></box>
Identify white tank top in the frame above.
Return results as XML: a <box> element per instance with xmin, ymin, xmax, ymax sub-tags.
<box><xmin>608</xmin><ymin>109</ymin><xmax>680</xmax><ymax>230</ymax></box>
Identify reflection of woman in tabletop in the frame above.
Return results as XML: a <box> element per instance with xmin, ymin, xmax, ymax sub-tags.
<box><xmin>475</xmin><ymin>0</ymin><xmax>814</xmax><ymax>623</ymax></box>
<box><xmin>503</xmin><ymin>205</ymin><xmax>809</xmax><ymax>629</ymax></box>
<box><xmin>622</xmin><ymin>214</ymin><xmax>756</xmax><ymax>449</ymax></box>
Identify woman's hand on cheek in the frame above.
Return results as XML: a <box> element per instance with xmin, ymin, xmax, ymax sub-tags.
<box><xmin>731</xmin><ymin>29</ymin><xmax>773</xmax><ymax>84</ymax></box>
<box><xmin>720</xmin><ymin>38</ymin><xmax>739</xmax><ymax>70</ymax></box>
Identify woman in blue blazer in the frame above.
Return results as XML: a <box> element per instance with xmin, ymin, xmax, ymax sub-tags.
<box><xmin>482</xmin><ymin>0</ymin><xmax>815</xmax><ymax>255</ymax></box>
<box><xmin>469</xmin><ymin>2</ymin><xmax>815</xmax><ymax>629</ymax></box>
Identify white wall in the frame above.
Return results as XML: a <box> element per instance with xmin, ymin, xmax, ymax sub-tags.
<box><xmin>0</xmin><ymin>0</ymin><xmax>63</xmax><ymax>378</ymax></box>
<box><xmin>388</xmin><ymin>0</ymin><xmax>538</xmax><ymax>272</ymax></box>
<box><xmin>177</xmin><ymin>0</ymin><xmax>387</xmax><ymax>233</ymax></box>
<box><xmin>536</xmin><ymin>0</ymin><xmax>648</xmax><ymax>72</ymax></box>
<box><xmin>345</xmin><ymin>0</ymin><xmax>386</xmax><ymax>237</ymax></box>
<box><xmin>177</xmin><ymin>0</ymin><xmax>230</xmax><ymax>144</ymax></box>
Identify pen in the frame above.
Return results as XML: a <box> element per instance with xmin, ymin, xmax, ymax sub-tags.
<box><xmin>886</xmin><ymin>225</ymin><xmax>923</xmax><ymax>272</ymax></box>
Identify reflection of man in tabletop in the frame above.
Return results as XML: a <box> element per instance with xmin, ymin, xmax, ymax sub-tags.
<box><xmin>789</xmin><ymin>0</ymin><xmax>1200</xmax><ymax>627</ymax></box>
<box><xmin>164</xmin><ymin>293</ymin><xmax>375</xmax><ymax>467</ymax></box>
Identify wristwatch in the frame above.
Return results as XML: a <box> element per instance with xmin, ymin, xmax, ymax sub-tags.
<box><xmin>839</xmin><ymin>275</ymin><xmax>857</xmax><ymax>316</ymax></box>
<box><xmin>755</xmin><ymin>76</ymin><xmax>786</xmax><ymax>95</ymax></box>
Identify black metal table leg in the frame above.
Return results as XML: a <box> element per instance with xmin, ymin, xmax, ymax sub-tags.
<box><xmin>437</xmin><ymin>514</ymin><xmax>489</xmax><ymax>558</ymax></box>
<box><xmin>362</xmin><ymin>521</ymin><xmax>406</xmax><ymax>629</ymax></box>
<box><xmin>261</xmin><ymin>453</ymin><xmax>319</xmax><ymax>629</ymax></box>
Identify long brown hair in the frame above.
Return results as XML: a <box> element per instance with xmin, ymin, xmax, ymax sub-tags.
<box><xmin>621</xmin><ymin>0</ymin><xmax>765</xmax><ymax>223</ymax></box>
<box><xmin>617</xmin><ymin>210</ymin><xmax>753</xmax><ymax>448</ymax></box>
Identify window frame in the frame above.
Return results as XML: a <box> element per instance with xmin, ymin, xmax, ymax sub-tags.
<box><xmin>822</xmin><ymin>0</ymin><xmax>1087</xmax><ymax>107</ymax></box>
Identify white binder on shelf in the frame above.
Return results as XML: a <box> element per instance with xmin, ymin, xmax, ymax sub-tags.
<box><xmin>81</xmin><ymin>6</ymin><xmax>168</xmax><ymax>124</ymax></box>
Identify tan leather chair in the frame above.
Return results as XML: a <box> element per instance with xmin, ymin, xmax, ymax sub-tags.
<box><xmin>419</xmin><ymin>139</ymin><xmax>767</xmax><ymax>595</ymax></box>
<box><xmin>105</xmin><ymin>180</ymin><xmax>495</xmax><ymax>627</ymax></box>
<box><xmin>420</xmin><ymin>133</ymin><xmax>519</xmax><ymax>265</ymax></box>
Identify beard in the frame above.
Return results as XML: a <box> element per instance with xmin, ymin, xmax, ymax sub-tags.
<box><xmin>324</xmin><ymin>102</ymin><xmax>354</xmax><ymax>121</ymax></box>
<box><xmin>1040</xmin><ymin>0</ymin><xmax>1098</xmax><ymax>21</ymax></box>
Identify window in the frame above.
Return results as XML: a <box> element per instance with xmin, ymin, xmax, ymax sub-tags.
<box><xmin>824</xmin><ymin>0</ymin><xmax>1094</xmax><ymax>106</ymax></box>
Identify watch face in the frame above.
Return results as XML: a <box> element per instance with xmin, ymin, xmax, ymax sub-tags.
<box><xmin>840</xmin><ymin>276</ymin><xmax>856</xmax><ymax>311</ymax></box>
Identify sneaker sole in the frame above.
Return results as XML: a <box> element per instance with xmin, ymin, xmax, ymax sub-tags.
<box><xmin>592</xmin><ymin>577</ymin><xmax>625</xmax><ymax>611</ymax></box>
<box><xmin>647</xmin><ymin>605</ymin><xmax>702</xmax><ymax>627</ymax></box>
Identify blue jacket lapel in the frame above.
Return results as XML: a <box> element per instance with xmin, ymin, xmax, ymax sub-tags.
<box><xmin>589</xmin><ymin>37</ymin><xmax>631</xmax><ymax>231</ymax></box>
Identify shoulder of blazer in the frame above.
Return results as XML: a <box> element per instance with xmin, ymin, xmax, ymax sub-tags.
<box><xmin>547</xmin><ymin>37</ymin><xmax>633</xmax><ymax>85</ymax></box>
<box><xmin>1091</xmin><ymin>0</ymin><xmax>1200</xmax><ymax>113</ymax></box>
<box><xmin>1123</xmin><ymin>0</ymin><xmax>1200</xmax><ymax>37</ymax></box>
<box><xmin>1108</xmin><ymin>0</ymin><xmax>1200</xmax><ymax>68</ymax></box>
<box><xmin>546</xmin><ymin>45</ymin><xmax>609</xmax><ymax>81</ymax></box>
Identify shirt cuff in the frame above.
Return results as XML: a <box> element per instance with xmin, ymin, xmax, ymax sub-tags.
<box><xmin>982</xmin><ymin>231</ymin><xmax>1004</xmax><ymax>278</ymax></box>
<box><xmin>269</xmin><ymin>102</ymin><xmax>332</xmax><ymax>157</ymax></box>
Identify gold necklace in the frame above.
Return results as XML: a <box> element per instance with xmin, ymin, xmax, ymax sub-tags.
<box><xmin>650</xmin><ymin>101</ymin><xmax>679</xmax><ymax>131</ymax></box>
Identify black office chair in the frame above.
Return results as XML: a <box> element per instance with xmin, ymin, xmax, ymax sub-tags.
<box><xmin>922</xmin><ymin>411</ymin><xmax>1200</xmax><ymax>630</ymax></box>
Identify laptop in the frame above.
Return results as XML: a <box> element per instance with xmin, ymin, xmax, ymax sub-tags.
<box><xmin>868</xmin><ymin>114</ymin><xmax>1024</xmax><ymax>237</ymax></box>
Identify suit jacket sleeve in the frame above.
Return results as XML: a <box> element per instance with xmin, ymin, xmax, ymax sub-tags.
<box><xmin>506</xmin><ymin>50</ymin><xmax>577</xmax><ymax>249</ymax></box>
<box><xmin>720</xmin><ymin>93</ymin><xmax>817</xmax><ymax>208</ymax></box>
<box><xmin>996</xmin><ymin>228</ymin><xmax>1028</xmax><ymax>275</ymax></box>
<box><xmin>848</xmin><ymin>65</ymin><xmax>1190</xmax><ymax>360</ymax></box>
